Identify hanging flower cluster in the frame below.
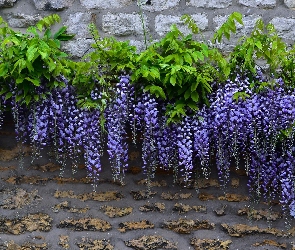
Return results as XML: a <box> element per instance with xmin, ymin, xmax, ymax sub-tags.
<box><xmin>0</xmin><ymin>73</ymin><xmax>295</xmax><ymax>218</ymax></box>
<box><xmin>177</xmin><ymin>116</ymin><xmax>193</xmax><ymax>185</ymax></box>
<box><xmin>0</xmin><ymin>95</ymin><xmax>6</xmax><ymax>129</ymax></box>
<box><xmin>106</xmin><ymin>75</ymin><xmax>130</xmax><ymax>181</ymax></box>
<box><xmin>207</xmin><ymin>73</ymin><xmax>295</xmax><ymax>215</ymax></box>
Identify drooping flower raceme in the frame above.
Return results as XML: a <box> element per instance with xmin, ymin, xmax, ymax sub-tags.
<box><xmin>106</xmin><ymin>75</ymin><xmax>130</xmax><ymax>181</ymax></box>
<box><xmin>0</xmin><ymin>95</ymin><xmax>6</xmax><ymax>129</ymax></box>
<box><xmin>177</xmin><ymin>115</ymin><xmax>193</xmax><ymax>185</ymax></box>
<box><xmin>192</xmin><ymin>109</ymin><xmax>210</xmax><ymax>178</ymax></box>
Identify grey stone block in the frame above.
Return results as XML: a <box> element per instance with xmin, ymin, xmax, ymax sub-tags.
<box><xmin>62</xmin><ymin>38</ymin><xmax>94</xmax><ymax>58</ymax></box>
<box><xmin>129</xmin><ymin>39</ymin><xmax>148</xmax><ymax>52</ymax></box>
<box><xmin>80</xmin><ymin>0</ymin><xmax>132</xmax><ymax>9</ymax></box>
<box><xmin>64</xmin><ymin>12</ymin><xmax>92</xmax><ymax>38</ymax></box>
<box><xmin>271</xmin><ymin>17</ymin><xmax>295</xmax><ymax>41</ymax></box>
<box><xmin>0</xmin><ymin>0</ymin><xmax>17</xmax><ymax>7</ymax></box>
<box><xmin>32</xmin><ymin>0</ymin><xmax>75</xmax><ymax>10</ymax></box>
<box><xmin>186</xmin><ymin>0</ymin><xmax>232</xmax><ymax>8</ymax></box>
<box><xmin>238</xmin><ymin>0</ymin><xmax>276</xmax><ymax>8</ymax></box>
<box><xmin>129</xmin><ymin>39</ymin><xmax>158</xmax><ymax>52</ymax></box>
<box><xmin>284</xmin><ymin>0</ymin><xmax>295</xmax><ymax>8</ymax></box>
<box><xmin>102</xmin><ymin>13</ymin><xmax>148</xmax><ymax>36</ymax></box>
<box><xmin>155</xmin><ymin>14</ymin><xmax>208</xmax><ymax>36</ymax></box>
<box><xmin>7</xmin><ymin>13</ymin><xmax>42</xmax><ymax>28</ymax></box>
<box><xmin>138</xmin><ymin>0</ymin><xmax>180</xmax><ymax>12</ymax></box>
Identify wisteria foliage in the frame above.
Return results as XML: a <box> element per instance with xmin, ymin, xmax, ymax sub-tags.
<box><xmin>0</xmin><ymin>74</ymin><xmax>295</xmax><ymax>218</ymax></box>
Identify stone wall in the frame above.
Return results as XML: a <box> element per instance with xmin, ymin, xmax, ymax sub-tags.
<box><xmin>1</xmin><ymin>0</ymin><xmax>295</xmax><ymax>57</ymax></box>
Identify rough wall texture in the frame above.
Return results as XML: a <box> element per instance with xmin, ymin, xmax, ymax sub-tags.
<box><xmin>1</xmin><ymin>0</ymin><xmax>295</xmax><ymax>57</ymax></box>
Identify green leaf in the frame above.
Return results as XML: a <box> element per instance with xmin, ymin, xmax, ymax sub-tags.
<box><xmin>38</xmin><ymin>49</ymin><xmax>48</xmax><ymax>59</ymax></box>
<box><xmin>180</xmin><ymin>14</ymin><xmax>200</xmax><ymax>34</ymax></box>
<box><xmin>228</xmin><ymin>20</ymin><xmax>236</xmax><ymax>32</ymax></box>
<box><xmin>170</xmin><ymin>74</ymin><xmax>177</xmax><ymax>86</ymax></box>
<box><xmin>44</xmin><ymin>28</ymin><xmax>52</xmax><ymax>39</ymax></box>
<box><xmin>55</xmin><ymin>34</ymin><xmax>75</xmax><ymax>41</ymax></box>
<box><xmin>187</xmin><ymin>101</ymin><xmax>198</xmax><ymax>111</ymax></box>
<box><xmin>184</xmin><ymin>89</ymin><xmax>191</xmax><ymax>100</ymax></box>
<box><xmin>163</xmin><ymin>55</ymin><xmax>173</xmax><ymax>63</ymax></box>
<box><xmin>166</xmin><ymin>102</ymin><xmax>187</xmax><ymax>124</ymax></box>
<box><xmin>27</xmin><ymin>45</ymin><xmax>38</xmax><ymax>62</ymax></box>
<box><xmin>174</xmin><ymin>54</ymin><xmax>183</xmax><ymax>65</ymax></box>
<box><xmin>9</xmin><ymin>36</ymin><xmax>20</xmax><ymax>45</ymax></box>
<box><xmin>16</xmin><ymin>78</ymin><xmax>24</xmax><ymax>84</ymax></box>
<box><xmin>25</xmin><ymin>95</ymin><xmax>32</xmax><ymax>105</ymax></box>
<box><xmin>145</xmin><ymin>85</ymin><xmax>166</xmax><ymax>99</ymax></box>
<box><xmin>201</xmin><ymin>44</ymin><xmax>209</xmax><ymax>57</ymax></box>
<box><xmin>202</xmin><ymin>81</ymin><xmax>212</xmax><ymax>93</ymax></box>
<box><xmin>13</xmin><ymin>59</ymin><xmax>26</xmax><ymax>74</ymax></box>
<box><xmin>48</xmin><ymin>58</ymin><xmax>56</xmax><ymax>72</ymax></box>
<box><xmin>15</xmin><ymin>95</ymin><xmax>23</xmax><ymax>102</ymax></box>
<box><xmin>149</xmin><ymin>68</ymin><xmax>160</xmax><ymax>79</ymax></box>
<box><xmin>26</xmin><ymin>61</ymin><xmax>34</xmax><ymax>72</ymax></box>
<box><xmin>232</xmin><ymin>12</ymin><xmax>243</xmax><ymax>25</ymax></box>
<box><xmin>0</xmin><ymin>64</ymin><xmax>8</xmax><ymax>77</ymax></box>
<box><xmin>57</xmin><ymin>52</ymin><xmax>69</xmax><ymax>58</ymax></box>
<box><xmin>224</xmin><ymin>30</ymin><xmax>230</xmax><ymax>40</ymax></box>
<box><xmin>0</xmin><ymin>88</ymin><xmax>7</xmax><ymax>95</ymax></box>
<box><xmin>255</xmin><ymin>41</ymin><xmax>262</xmax><ymax>50</ymax></box>
<box><xmin>175</xmin><ymin>102</ymin><xmax>186</xmax><ymax>109</ymax></box>
<box><xmin>53</xmin><ymin>26</ymin><xmax>67</xmax><ymax>39</ymax></box>
<box><xmin>212</xmin><ymin>12</ymin><xmax>243</xmax><ymax>43</ymax></box>
<box><xmin>264</xmin><ymin>49</ymin><xmax>271</xmax><ymax>60</ymax></box>
<box><xmin>34</xmin><ymin>94</ymin><xmax>40</xmax><ymax>102</ymax></box>
<box><xmin>233</xmin><ymin>91</ymin><xmax>250</xmax><ymax>101</ymax></box>
<box><xmin>25</xmin><ymin>77</ymin><xmax>40</xmax><ymax>86</ymax></box>
<box><xmin>5</xmin><ymin>92</ymin><xmax>13</xmax><ymax>100</ymax></box>
<box><xmin>191</xmin><ymin>91</ymin><xmax>199</xmax><ymax>102</ymax></box>
<box><xmin>183</xmin><ymin>52</ymin><xmax>192</xmax><ymax>65</ymax></box>
<box><xmin>196</xmin><ymin>51</ymin><xmax>204</xmax><ymax>61</ymax></box>
<box><xmin>27</xmin><ymin>26</ymin><xmax>39</xmax><ymax>38</ymax></box>
<box><xmin>191</xmin><ymin>81</ymin><xmax>199</xmax><ymax>91</ymax></box>
<box><xmin>36</xmin><ymin>23</ymin><xmax>43</xmax><ymax>32</ymax></box>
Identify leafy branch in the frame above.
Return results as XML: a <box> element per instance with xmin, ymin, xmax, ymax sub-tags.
<box><xmin>212</xmin><ymin>12</ymin><xmax>243</xmax><ymax>43</ymax></box>
<box><xmin>228</xmin><ymin>18</ymin><xmax>287</xmax><ymax>87</ymax></box>
<box><xmin>72</xmin><ymin>23</ymin><xmax>137</xmax><ymax>112</ymax></box>
<box><xmin>132</xmin><ymin>14</ymin><xmax>236</xmax><ymax>122</ymax></box>
<box><xmin>0</xmin><ymin>14</ymin><xmax>74</xmax><ymax>105</ymax></box>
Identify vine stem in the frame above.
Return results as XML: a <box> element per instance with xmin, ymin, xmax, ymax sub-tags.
<box><xmin>137</xmin><ymin>0</ymin><xmax>148</xmax><ymax>50</ymax></box>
